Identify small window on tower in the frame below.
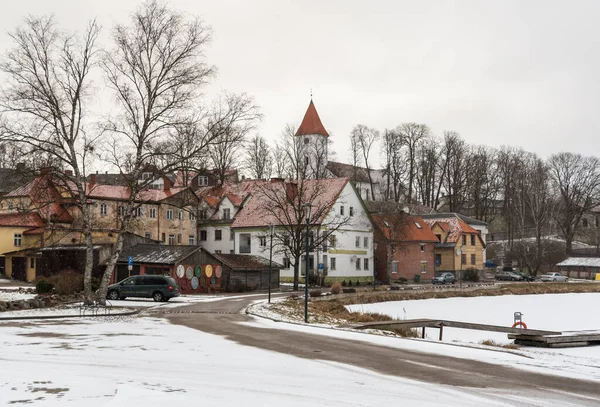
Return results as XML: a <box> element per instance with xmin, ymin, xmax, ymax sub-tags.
<box><xmin>304</xmin><ymin>137</ymin><xmax>310</xmax><ymax>144</ymax></box>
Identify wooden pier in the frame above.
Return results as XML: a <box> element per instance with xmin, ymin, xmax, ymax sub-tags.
<box><xmin>347</xmin><ymin>319</ymin><xmax>600</xmax><ymax>348</ymax></box>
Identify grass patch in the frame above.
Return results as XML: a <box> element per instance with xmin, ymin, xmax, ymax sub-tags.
<box><xmin>481</xmin><ymin>339</ymin><xmax>520</xmax><ymax>350</ymax></box>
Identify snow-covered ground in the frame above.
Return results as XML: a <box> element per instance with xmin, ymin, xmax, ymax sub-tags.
<box><xmin>344</xmin><ymin>293</ymin><xmax>600</xmax><ymax>382</ymax></box>
<box><xmin>0</xmin><ymin>289</ymin><xmax>36</xmax><ymax>302</ymax></box>
<box><xmin>1</xmin><ymin>314</ymin><xmax>591</xmax><ymax>406</ymax></box>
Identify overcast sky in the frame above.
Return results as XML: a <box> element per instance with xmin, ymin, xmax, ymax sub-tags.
<box><xmin>2</xmin><ymin>1</ymin><xmax>600</xmax><ymax>167</ymax></box>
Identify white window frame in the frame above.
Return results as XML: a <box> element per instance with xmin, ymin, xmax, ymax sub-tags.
<box><xmin>100</xmin><ymin>203</ymin><xmax>107</xmax><ymax>216</ymax></box>
<box><xmin>149</xmin><ymin>208</ymin><xmax>156</xmax><ymax>218</ymax></box>
<box><xmin>168</xmin><ymin>234</ymin><xmax>175</xmax><ymax>245</ymax></box>
<box><xmin>223</xmin><ymin>208</ymin><xmax>231</xmax><ymax>220</ymax></box>
<box><xmin>166</xmin><ymin>209</ymin><xmax>174</xmax><ymax>220</ymax></box>
<box><xmin>355</xmin><ymin>236</ymin><xmax>360</xmax><ymax>248</ymax></box>
<box><xmin>198</xmin><ymin>176</ymin><xmax>208</xmax><ymax>186</ymax></box>
<box><xmin>188</xmin><ymin>235</ymin><xmax>195</xmax><ymax>245</ymax></box>
<box><xmin>178</xmin><ymin>211</ymin><xmax>183</xmax><ymax>221</ymax></box>
<box><xmin>330</xmin><ymin>257</ymin><xmax>336</xmax><ymax>270</ymax></box>
<box><xmin>13</xmin><ymin>233</ymin><xmax>22</xmax><ymax>247</ymax></box>
<box><xmin>363</xmin><ymin>236</ymin><xmax>368</xmax><ymax>248</ymax></box>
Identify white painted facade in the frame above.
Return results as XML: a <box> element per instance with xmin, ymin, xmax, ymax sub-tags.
<box><xmin>198</xmin><ymin>197</ymin><xmax>238</xmax><ymax>254</ymax></box>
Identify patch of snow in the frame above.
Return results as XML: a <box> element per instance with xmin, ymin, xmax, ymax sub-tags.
<box><xmin>0</xmin><ymin>290</ymin><xmax>36</xmax><ymax>302</ymax></box>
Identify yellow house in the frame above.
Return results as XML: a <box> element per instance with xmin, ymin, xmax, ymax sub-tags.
<box><xmin>425</xmin><ymin>216</ymin><xmax>486</xmax><ymax>273</ymax></box>
<box><xmin>0</xmin><ymin>213</ymin><xmax>46</xmax><ymax>281</ymax></box>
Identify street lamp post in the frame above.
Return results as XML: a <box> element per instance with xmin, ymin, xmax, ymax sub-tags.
<box><xmin>303</xmin><ymin>202</ymin><xmax>312</xmax><ymax>323</ymax></box>
<box><xmin>268</xmin><ymin>224</ymin><xmax>274</xmax><ymax>304</ymax></box>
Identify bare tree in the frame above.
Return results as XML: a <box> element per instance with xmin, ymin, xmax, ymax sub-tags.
<box><xmin>350</xmin><ymin>124</ymin><xmax>379</xmax><ymax>200</ymax></box>
<box><xmin>415</xmin><ymin>136</ymin><xmax>442</xmax><ymax>208</ymax></box>
<box><xmin>465</xmin><ymin>145</ymin><xmax>501</xmax><ymax>222</ymax></box>
<box><xmin>441</xmin><ymin>131</ymin><xmax>469</xmax><ymax>212</ymax></box>
<box><xmin>255</xmin><ymin>178</ymin><xmax>351</xmax><ymax>290</ymax></box>
<box><xmin>98</xmin><ymin>0</ymin><xmax>218</xmax><ymax>302</ymax></box>
<box><xmin>278</xmin><ymin>124</ymin><xmax>307</xmax><ymax>179</ymax></box>
<box><xmin>395</xmin><ymin>123</ymin><xmax>430</xmax><ymax>202</ymax></box>
<box><xmin>548</xmin><ymin>152</ymin><xmax>600</xmax><ymax>254</ymax></box>
<box><xmin>244</xmin><ymin>134</ymin><xmax>273</xmax><ymax>179</ymax></box>
<box><xmin>380</xmin><ymin>129</ymin><xmax>406</xmax><ymax>202</ymax></box>
<box><xmin>272</xmin><ymin>140</ymin><xmax>287</xmax><ymax>179</ymax></box>
<box><xmin>0</xmin><ymin>16</ymin><xmax>101</xmax><ymax>302</ymax></box>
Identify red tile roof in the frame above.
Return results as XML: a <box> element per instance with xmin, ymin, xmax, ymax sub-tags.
<box><xmin>230</xmin><ymin>178</ymin><xmax>348</xmax><ymax>228</ymax></box>
<box><xmin>0</xmin><ymin>213</ymin><xmax>45</xmax><ymax>228</ymax></box>
<box><xmin>86</xmin><ymin>183</ymin><xmax>186</xmax><ymax>202</ymax></box>
<box><xmin>372</xmin><ymin>214</ymin><xmax>438</xmax><ymax>242</ymax></box>
<box><xmin>423</xmin><ymin>216</ymin><xmax>484</xmax><ymax>246</ymax></box>
<box><xmin>295</xmin><ymin>100</ymin><xmax>329</xmax><ymax>137</ymax></box>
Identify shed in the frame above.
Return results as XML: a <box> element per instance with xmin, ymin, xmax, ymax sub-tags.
<box><xmin>556</xmin><ymin>257</ymin><xmax>600</xmax><ymax>280</ymax></box>
<box><xmin>211</xmin><ymin>253</ymin><xmax>282</xmax><ymax>292</ymax></box>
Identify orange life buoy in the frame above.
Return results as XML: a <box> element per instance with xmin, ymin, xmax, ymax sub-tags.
<box><xmin>511</xmin><ymin>321</ymin><xmax>528</xmax><ymax>329</ymax></box>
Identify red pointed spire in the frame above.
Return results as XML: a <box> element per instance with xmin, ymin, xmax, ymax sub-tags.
<box><xmin>295</xmin><ymin>100</ymin><xmax>329</xmax><ymax>137</ymax></box>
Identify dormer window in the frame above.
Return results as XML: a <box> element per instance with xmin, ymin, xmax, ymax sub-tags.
<box><xmin>223</xmin><ymin>208</ymin><xmax>231</xmax><ymax>220</ymax></box>
<box><xmin>198</xmin><ymin>176</ymin><xmax>208</xmax><ymax>186</ymax></box>
<box><xmin>414</xmin><ymin>222</ymin><xmax>422</xmax><ymax>229</ymax></box>
<box><xmin>141</xmin><ymin>172</ymin><xmax>152</xmax><ymax>180</ymax></box>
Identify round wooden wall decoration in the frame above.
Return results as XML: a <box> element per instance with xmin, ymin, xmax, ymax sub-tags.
<box><xmin>205</xmin><ymin>264</ymin><xmax>213</xmax><ymax>278</ymax></box>
<box><xmin>176</xmin><ymin>265</ymin><xmax>185</xmax><ymax>278</ymax></box>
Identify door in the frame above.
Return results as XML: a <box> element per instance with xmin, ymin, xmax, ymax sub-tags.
<box><xmin>11</xmin><ymin>257</ymin><xmax>26</xmax><ymax>281</ymax></box>
<box><xmin>120</xmin><ymin>276</ymin><xmax>139</xmax><ymax>297</ymax></box>
<box><xmin>140</xmin><ymin>276</ymin><xmax>164</xmax><ymax>298</ymax></box>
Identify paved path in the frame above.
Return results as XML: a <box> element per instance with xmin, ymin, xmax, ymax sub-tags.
<box><xmin>162</xmin><ymin>293</ymin><xmax>600</xmax><ymax>405</ymax></box>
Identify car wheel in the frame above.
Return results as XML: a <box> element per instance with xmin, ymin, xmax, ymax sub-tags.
<box><xmin>107</xmin><ymin>290</ymin><xmax>119</xmax><ymax>301</ymax></box>
<box><xmin>553</xmin><ymin>278</ymin><xmax>557</xmax><ymax>282</ymax></box>
<box><xmin>153</xmin><ymin>291</ymin><xmax>165</xmax><ymax>302</ymax></box>
<box><xmin>164</xmin><ymin>297</ymin><xmax>170</xmax><ymax>302</ymax></box>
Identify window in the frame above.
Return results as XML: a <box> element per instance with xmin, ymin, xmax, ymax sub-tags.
<box><xmin>118</xmin><ymin>206</ymin><xmax>125</xmax><ymax>216</ymax></box>
<box><xmin>355</xmin><ymin>257</ymin><xmax>361</xmax><ymax>270</ymax></box>
<box><xmin>364</xmin><ymin>237</ymin><xmax>369</xmax><ymax>248</ymax></box>
<box><xmin>583</xmin><ymin>218</ymin><xmax>589</xmax><ymax>228</ymax></box>
<box><xmin>340</xmin><ymin>205</ymin><xmax>345</xmax><ymax>216</ymax></box>
<box><xmin>284</xmin><ymin>258</ymin><xmax>291</xmax><ymax>268</ymax></box>
<box><xmin>471</xmin><ymin>234</ymin><xmax>476</xmax><ymax>246</ymax></box>
<box><xmin>166</xmin><ymin>209</ymin><xmax>173</xmax><ymax>220</ymax></box>
<box><xmin>100</xmin><ymin>203</ymin><xmax>107</xmax><ymax>216</ymax></box>
<box><xmin>161</xmin><ymin>233</ymin><xmax>166</xmax><ymax>242</ymax></box>
<box><xmin>259</xmin><ymin>236</ymin><xmax>266</xmax><ymax>247</ymax></box>
<box><xmin>134</xmin><ymin>207</ymin><xmax>143</xmax><ymax>217</ymax></box>
<box><xmin>435</xmin><ymin>234</ymin><xmax>442</xmax><ymax>242</ymax></box>
<box><xmin>223</xmin><ymin>208</ymin><xmax>231</xmax><ymax>220</ymax></box>
<box><xmin>462</xmin><ymin>235</ymin><xmax>467</xmax><ymax>245</ymax></box>
<box><xmin>461</xmin><ymin>253</ymin><xmax>467</xmax><ymax>265</ymax></box>
<box><xmin>215</xmin><ymin>250</ymin><xmax>222</xmax><ymax>254</ymax></box>
<box><xmin>178</xmin><ymin>211</ymin><xmax>183</xmax><ymax>220</ymax></box>
<box><xmin>239</xmin><ymin>233</ymin><xmax>251</xmax><ymax>253</ymax></box>
<box><xmin>392</xmin><ymin>261</ymin><xmax>398</xmax><ymax>274</ymax></box>
<box><xmin>14</xmin><ymin>233</ymin><xmax>22</xmax><ymax>247</ymax></box>
<box><xmin>230</xmin><ymin>250</ymin><xmax>235</xmax><ymax>254</ymax></box>
<box><xmin>188</xmin><ymin>235</ymin><xmax>195</xmax><ymax>245</ymax></box>
<box><xmin>199</xmin><ymin>210</ymin><xmax>208</xmax><ymax>220</ymax></box>
<box><xmin>435</xmin><ymin>254</ymin><xmax>442</xmax><ymax>266</ymax></box>
<box><xmin>29</xmin><ymin>257</ymin><xmax>34</xmax><ymax>269</ymax></box>
<box><xmin>145</xmin><ymin>232</ymin><xmax>151</xmax><ymax>239</ymax></box>
<box><xmin>420</xmin><ymin>262</ymin><xmax>427</xmax><ymax>273</ymax></box>
<box><xmin>149</xmin><ymin>208</ymin><xmax>156</xmax><ymax>218</ymax></box>
<box><xmin>198</xmin><ymin>176</ymin><xmax>208</xmax><ymax>186</ymax></box>
<box><xmin>363</xmin><ymin>258</ymin><xmax>369</xmax><ymax>270</ymax></box>
<box><xmin>330</xmin><ymin>257</ymin><xmax>336</xmax><ymax>270</ymax></box>
<box><xmin>420</xmin><ymin>244</ymin><xmax>425</xmax><ymax>252</ymax></box>
<box><xmin>329</xmin><ymin>234</ymin><xmax>337</xmax><ymax>248</ymax></box>
<box><xmin>415</xmin><ymin>222</ymin><xmax>422</xmax><ymax>229</ymax></box>
<box><xmin>189</xmin><ymin>212</ymin><xmax>196</xmax><ymax>221</ymax></box>
<box><xmin>200</xmin><ymin>230</ymin><xmax>207</xmax><ymax>241</ymax></box>
<box><xmin>215</xmin><ymin>230</ymin><xmax>222</xmax><ymax>241</ymax></box>
<box><xmin>168</xmin><ymin>234</ymin><xmax>175</xmax><ymax>245</ymax></box>
<box><xmin>177</xmin><ymin>234</ymin><xmax>182</xmax><ymax>244</ymax></box>
<box><xmin>304</xmin><ymin>155</ymin><xmax>309</xmax><ymax>165</ymax></box>
<box><xmin>355</xmin><ymin>236</ymin><xmax>360</xmax><ymax>248</ymax></box>
<box><xmin>283</xmin><ymin>234</ymin><xmax>290</xmax><ymax>246</ymax></box>
<box><xmin>471</xmin><ymin>254</ymin><xmax>476</xmax><ymax>265</ymax></box>
<box><xmin>349</xmin><ymin>207</ymin><xmax>354</xmax><ymax>217</ymax></box>
<box><xmin>304</xmin><ymin>137</ymin><xmax>310</xmax><ymax>144</ymax></box>
<box><xmin>230</xmin><ymin>230</ymin><xmax>235</xmax><ymax>241</ymax></box>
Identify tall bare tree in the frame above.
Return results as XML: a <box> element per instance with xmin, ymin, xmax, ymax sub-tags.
<box><xmin>99</xmin><ymin>0</ymin><xmax>218</xmax><ymax>302</ymax></box>
<box><xmin>350</xmin><ymin>124</ymin><xmax>379</xmax><ymax>200</ymax></box>
<box><xmin>380</xmin><ymin>129</ymin><xmax>405</xmax><ymax>202</ymax></box>
<box><xmin>548</xmin><ymin>152</ymin><xmax>600</xmax><ymax>254</ymax></box>
<box><xmin>465</xmin><ymin>145</ymin><xmax>501</xmax><ymax>222</ymax></box>
<box><xmin>395</xmin><ymin>123</ymin><xmax>430</xmax><ymax>202</ymax></box>
<box><xmin>441</xmin><ymin>131</ymin><xmax>469</xmax><ymax>212</ymax></box>
<box><xmin>244</xmin><ymin>134</ymin><xmax>273</xmax><ymax>179</ymax></box>
<box><xmin>0</xmin><ymin>16</ymin><xmax>101</xmax><ymax>302</ymax></box>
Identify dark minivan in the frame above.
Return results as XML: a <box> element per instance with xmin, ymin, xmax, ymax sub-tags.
<box><xmin>107</xmin><ymin>275</ymin><xmax>180</xmax><ymax>302</ymax></box>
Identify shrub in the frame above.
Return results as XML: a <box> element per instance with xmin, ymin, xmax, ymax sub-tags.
<box><xmin>35</xmin><ymin>279</ymin><xmax>54</xmax><ymax>294</ymax></box>
<box><xmin>341</xmin><ymin>280</ymin><xmax>347</xmax><ymax>287</ymax></box>
<box><xmin>330</xmin><ymin>282</ymin><xmax>342</xmax><ymax>295</ymax></box>
<box><xmin>348</xmin><ymin>280</ymin><xmax>353</xmax><ymax>287</ymax></box>
<box><xmin>49</xmin><ymin>270</ymin><xmax>83</xmax><ymax>295</ymax></box>
<box><xmin>310</xmin><ymin>289</ymin><xmax>322</xmax><ymax>298</ymax></box>
<box><xmin>463</xmin><ymin>268</ymin><xmax>480</xmax><ymax>282</ymax></box>
<box><xmin>342</xmin><ymin>288</ymin><xmax>356</xmax><ymax>294</ymax></box>
<box><xmin>396</xmin><ymin>277</ymin><xmax>408</xmax><ymax>285</ymax></box>
<box><xmin>355</xmin><ymin>280</ymin><xmax>360</xmax><ymax>286</ymax></box>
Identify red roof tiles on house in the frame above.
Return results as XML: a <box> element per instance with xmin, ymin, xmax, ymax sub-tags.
<box><xmin>423</xmin><ymin>216</ymin><xmax>484</xmax><ymax>246</ymax></box>
<box><xmin>0</xmin><ymin>213</ymin><xmax>45</xmax><ymax>228</ymax></box>
<box><xmin>372</xmin><ymin>214</ymin><xmax>439</xmax><ymax>242</ymax></box>
<box><xmin>295</xmin><ymin>100</ymin><xmax>329</xmax><ymax>137</ymax></box>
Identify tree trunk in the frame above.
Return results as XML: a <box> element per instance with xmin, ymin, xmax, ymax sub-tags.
<box><xmin>96</xmin><ymin>232</ymin><xmax>125</xmax><ymax>305</ymax></box>
<box><xmin>293</xmin><ymin>262</ymin><xmax>299</xmax><ymax>291</ymax></box>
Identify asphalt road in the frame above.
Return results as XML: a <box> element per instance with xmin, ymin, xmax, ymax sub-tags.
<box><xmin>163</xmin><ymin>292</ymin><xmax>600</xmax><ymax>405</ymax></box>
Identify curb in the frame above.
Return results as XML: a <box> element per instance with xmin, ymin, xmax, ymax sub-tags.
<box><xmin>0</xmin><ymin>308</ymin><xmax>141</xmax><ymax>321</ymax></box>
<box><xmin>244</xmin><ymin>300</ymin><xmax>533</xmax><ymax>359</ymax></box>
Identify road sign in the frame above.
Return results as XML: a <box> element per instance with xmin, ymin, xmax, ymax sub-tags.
<box><xmin>318</xmin><ymin>263</ymin><xmax>324</xmax><ymax>270</ymax></box>
<box><xmin>128</xmin><ymin>256</ymin><xmax>133</xmax><ymax>266</ymax></box>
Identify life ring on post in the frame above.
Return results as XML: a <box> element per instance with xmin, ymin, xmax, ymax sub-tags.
<box><xmin>511</xmin><ymin>321</ymin><xmax>528</xmax><ymax>329</ymax></box>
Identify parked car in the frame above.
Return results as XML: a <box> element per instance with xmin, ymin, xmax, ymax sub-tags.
<box><xmin>495</xmin><ymin>271</ymin><xmax>524</xmax><ymax>281</ymax></box>
<box><xmin>107</xmin><ymin>275</ymin><xmax>180</xmax><ymax>302</ymax></box>
<box><xmin>540</xmin><ymin>272</ymin><xmax>568</xmax><ymax>282</ymax></box>
<box><xmin>513</xmin><ymin>271</ymin><xmax>535</xmax><ymax>282</ymax></box>
<box><xmin>432</xmin><ymin>272</ymin><xmax>455</xmax><ymax>285</ymax></box>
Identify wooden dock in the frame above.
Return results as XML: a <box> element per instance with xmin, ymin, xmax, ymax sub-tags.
<box><xmin>350</xmin><ymin>319</ymin><xmax>600</xmax><ymax>348</ymax></box>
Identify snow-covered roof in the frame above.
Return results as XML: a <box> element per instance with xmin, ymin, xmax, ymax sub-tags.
<box><xmin>556</xmin><ymin>257</ymin><xmax>600</xmax><ymax>267</ymax></box>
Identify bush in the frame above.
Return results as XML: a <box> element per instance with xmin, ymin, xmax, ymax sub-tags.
<box><xmin>35</xmin><ymin>279</ymin><xmax>54</xmax><ymax>294</ymax></box>
<box><xmin>310</xmin><ymin>289</ymin><xmax>322</xmax><ymax>298</ymax></box>
<box><xmin>396</xmin><ymin>277</ymin><xmax>408</xmax><ymax>285</ymax></box>
<box><xmin>341</xmin><ymin>280</ymin><xmax>347</xmax><ymax>287</ymax></box>
<box><xmin>48</xmin><ymin>270</ymin><xmax>83</xmax><ymax>295</ymax></box>
<box><xmin>355</xmin><ymin>280</ymin><xmax>360</xmax><ymax>286</ymax></box>
<box><xmin>348</xmin><ymin>280</ymin><xmax>353</xmax><ymax>287</ymax></box>
<box><xmin>330</xmin><ymin>282</ymin><xmax>342</xmax><ymax>295</ymax></box>
<box><xmin>463</xmin><ymin>268</ymin><xmax>480</xmax><ymax>282</ymax></box>
<box><xmin>342</xmin><ymin>288</ymin><xmax>356</xmax><ymax>294</ymax></box>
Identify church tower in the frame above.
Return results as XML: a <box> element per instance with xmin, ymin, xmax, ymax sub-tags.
<box><xmin>295</xmin><ymin>99</ymin><xmax>329</xmax><ymax>179</ymax></box>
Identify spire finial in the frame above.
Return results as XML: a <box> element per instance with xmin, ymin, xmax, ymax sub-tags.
<box><xmin>310</xmin><ymin>88</ymin><xmax>313</xmax><ymax>100</ymax></box>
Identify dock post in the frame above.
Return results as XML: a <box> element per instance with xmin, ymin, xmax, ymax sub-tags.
<box><xmin>422</xmin><ymin>327</ymin><xmax>426</xmax><ymax>339</ymax></box>
<box><xmin>439</xmin><ymin>323</ymin><xmax>444</xmax><ymax>341</ymax></box>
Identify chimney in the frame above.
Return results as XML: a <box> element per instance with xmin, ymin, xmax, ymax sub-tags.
<box><xmin>89</xmin><ymin>174</ymin><xmax>96</xmax><ymax>186</ymax></box>
<box><xmin>271</xmin><ymin>177</ymin><xmax>284</xmax><ymax>183</ymax></box>
<box><xmin>163</xmin><ymin>176</ymin><xmax>171</xmax><ymax>192</ymax></box>
<box><xmin>65</xmin><ymin>169</ymin><xmax>73</xmax><ymax>177</ymax></box>
<box><xmin>40</xmin><ymin>166</ymin><xmax>52</xmax><ymax>175</ymax></box>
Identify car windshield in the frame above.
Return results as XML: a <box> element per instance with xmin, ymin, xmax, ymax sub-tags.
<box><xmin>121</xmin><ymin>277</ymin><xmax>136</xmax><ymax>285</ymax></box>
